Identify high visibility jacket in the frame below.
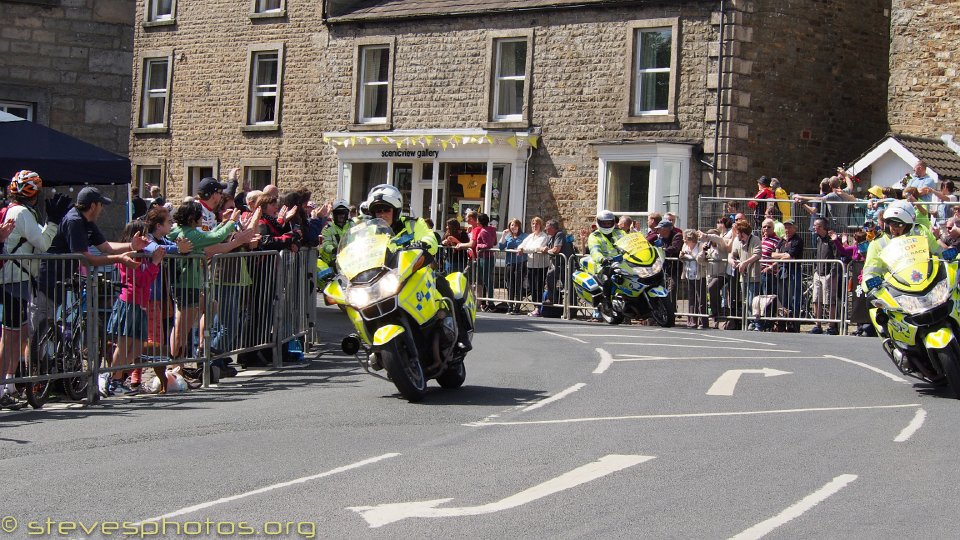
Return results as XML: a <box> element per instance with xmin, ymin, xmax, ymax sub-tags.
<box><xmin>390</xmin><ymin>216</ymin><xmax>438</xmax><ymax>257</ymax></box>
<box><xmin>320</xmin><ymin>220</ymin><xmax>350</xmax><ymax>264</ymax></box>
<box><xmin>862</xmin><ymin>211</ymin><xmax>940</xmax><ymax>293</ymax></box>
<box><xmin>587</xmin><ymin>229</ymin><xmax>625</xmax><ymax>264</ymax></box>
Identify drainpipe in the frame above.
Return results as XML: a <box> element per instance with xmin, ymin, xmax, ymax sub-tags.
<box><xmin>711</xmin><ymin>0</ymin><xmax>726</xmax><ymax>198</ymax></box>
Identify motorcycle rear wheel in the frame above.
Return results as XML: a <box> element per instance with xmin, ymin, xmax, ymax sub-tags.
<box><xmin>380</xmin><ymin>340</ymin><xmax>426</xmax><ymax>402</ymax></box>
<box><xmin>650</xmin><ymin>297</ymin><xmax>675</xmax><ymax>328</ymax></box>
<box><xmin>932</xmin><ymin>340</ymin><xmax>960</xmax><ymax>399</ymax></box>
<box><xmin>436</xmin><ymin>361</ymin><xmax>466</xmax><ymax>389</ymax></box>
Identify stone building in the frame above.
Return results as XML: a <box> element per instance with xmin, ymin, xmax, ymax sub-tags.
<box><xmin>129</xmin><ymin>0</ymin><xmax>890</xmax><ymax>231</ymax></box>
<box><xmin>888</xmin><ymin>0</ymin><xmax>960</xmax><ymax>139</ymax></box>
<box><xmin>0</xmin><ymin>0</ymin><xmax>134</xmax><ymax>156</ymax></box>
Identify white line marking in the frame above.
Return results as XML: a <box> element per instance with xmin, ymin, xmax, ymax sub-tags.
<box><xmin>661</xmin><ymin>329</ymin><xmax>778</xmax><ymax>346</ymax></box>
<box><xmin>706</xmin><ymin>369</ymin><xmax>792</xmax><ymax>396</ymax></box>
<box><xmin>594</xmin><ymin>348</ymin><xmax>615</xmax><ymax>374</ymax></box>
<box><xmin>729</xmin><ymin>474</ymin><xmax>858</xmax><ymax>540</ymax></box>
<box><xmin>822</xmin><ymin>354</ymin><xmax>909</xmax><ymax>383</ymax></box>
<box><xmin>539</xmin><ymin>330</ymin><xmax>588</xmax><ymax>343</ymax></box>
<box><xmin>894</xmin><ymin>408</ymin><xmax>927</xmax><ymax>442</ymax></box>
<box><xmin>348</xmin><ymin>454</ymin><xmax>654</xmax><ymax>528</ymax></box>
<box><xmin>463</xmin><ymin>403</ymin><xmax>920</xmax><ymax>427</ymax></box>
<box><xmin>614</xmin><ymin>355</ymin><xmax>823</xmax><ymax>361</ymax></box>
<box><xmin>523</xmin><ymin>383</ymin><xmax>587</xmax><ymax>411</ymax></box>
<box><xmin>607</xmin><ymin>343</ymin><xmax>800</xmax><ymax>353</ymax></box>
<box><xmin>138</xmin><ymin>453</ymin><xmax>400</xmax><ymax>523</ymax></box>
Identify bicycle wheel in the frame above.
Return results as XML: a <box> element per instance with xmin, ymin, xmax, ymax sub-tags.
<box><xmin>62</xmin><ymin>321</ymin><xmax>90</xmax><ymax>401</ymax></box>
<box><xmin>26</xmin><ymin>325</ymin><xmax>57</xmax><ymax>409</ymax></box>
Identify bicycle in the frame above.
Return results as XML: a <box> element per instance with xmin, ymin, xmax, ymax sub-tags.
<box><xmin>23</xmin><ymin>275</ymin><xmax>117</xmax><ymax>409</ymax></box>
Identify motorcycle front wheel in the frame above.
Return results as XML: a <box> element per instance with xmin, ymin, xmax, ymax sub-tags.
<box><xmin>932</xmin><ymin>339</ymin><xmax>960</xmax><ymax>399</ymax></box>
<box><xmin>650</xmin><ymin>297</ymin><xmax>675</xmax><ymax>328</ymax></box>
<box><xmin>380</xmin><ymin>339</ymin><xmax>426</xmax><ymax>402</ymax></box>
<box><xmin>436</xmin><ymin>361</ymin><xmax>466</xmax><ymax>389</ymax></box>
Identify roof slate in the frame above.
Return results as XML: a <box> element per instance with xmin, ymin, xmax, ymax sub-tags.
<box><xmin>325</xmin><ymin>0</ymin><xmax>646</xmax><ymax>22</ymax></box>
<box><xmin>893</xmin><ymin>134</ymin><xmax>960</xmax><ymax>181</ymax></box>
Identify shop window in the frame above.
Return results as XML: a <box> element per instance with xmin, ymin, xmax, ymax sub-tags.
<box><xmin>145</xmin><ymin>0</ymin><xmax>176</xmax><ymax>25</ymax></box>
<box><xmin>605</xmin><ymin>162</ymin><xmax>651</xmax><ymax>214</ymax></box>
<box><xmin>356</xmin><ymin>44</ymin><xmax>392</xmax><ymax>125</ymax></box>
<box><xmin>246</xmin><ymin>46</ymin><xmax>283</xmax><ymax>128</ymax></box>
<box><xmin>625</xmin><ymin>19</ymin><xmax>678</xmax><ymax>123</ymax></box>
<box><xmin>137</xmin><ymin>54</ymin><xmax>173</xmax><ymax>131</ymax></box>
<box><xmin>0</xmin><ymin>100</ymin><xmax>34</xmax><ymax>121</ymax></box>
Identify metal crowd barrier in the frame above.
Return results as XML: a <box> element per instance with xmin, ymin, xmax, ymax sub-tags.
<box><xmin>1</xmin><ymin>247</ymin><xmax>319</xmax><ymax>407</ymax></box>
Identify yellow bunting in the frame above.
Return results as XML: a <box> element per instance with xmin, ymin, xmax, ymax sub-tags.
<box><xmin>529</xmin><ymin>135</ymin><xmax>540</xmax><ymax>149</ymax></box>
<box><xmin>506</xmin><ymin>136</ymin><xmax>517</xmax><ymax>148</ymax></box>
<box><xmin>322</xmin><ymin>136</ymin><xmax>330</xmax><ymax>143</ymax></box>
<box><xmin>425</xmin><ymin>136</ymin><xmax>433</xmax><ymax>145</ymax></box>
<box><xmin>441</xmin><ymin>140</ymin><xmax>449</xmax><ymax>150</ymax></box>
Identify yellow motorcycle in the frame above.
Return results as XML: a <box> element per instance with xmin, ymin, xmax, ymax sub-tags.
<box><xmin>323</xmin><ymin>219</ymin><xmax>476</xmax><ymax>401</ymax></box>
<box><xmin>869</xmin><ymin>235</ymin><xmax>960</xmax><ymax>397</ymax></box>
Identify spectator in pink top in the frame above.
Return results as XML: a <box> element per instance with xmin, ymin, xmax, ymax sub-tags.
<box><xmin>103</xmin><ymin>221</ymin><xmax>166</xmax><ymax>397</ymax></box>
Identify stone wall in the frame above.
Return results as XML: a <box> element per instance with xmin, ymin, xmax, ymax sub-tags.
<box><xmin>888</xmin><ymin>0</ymin><xmax>960</xmax><ymax>139</ymax></box>
<box><xmin>720</xmin><ymin>0</ymin><xmax>891</xmax><ymax>195</ymax></box>
<box><xmin>0</xmin><ymin>0</ymin><xmax>135</xmax><ymax>155</ymax></box>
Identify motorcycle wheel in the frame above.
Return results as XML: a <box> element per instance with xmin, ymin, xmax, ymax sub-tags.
<box><xmin>436</xmin><ymin>361</ymin><xmax>466</xmax><ymax>389</ymax></box>
<box><xmin>650</xmin><ymin>297</ymin><xmax>675</xmax><ymax>328</ymax></box>
<box><xmin>933</xmin><ymin>340</ymin><xmax>960</xmax><ymax>399</ymax></box>
<box><xmin>598</xmin><ymin>302</ymin><xmax>624</xmax><ymax>325</ymax></box>
<box><xmin>380</xmin><ymin>339</ymin><xmax>426</xmax><ymax>402</ymax></box>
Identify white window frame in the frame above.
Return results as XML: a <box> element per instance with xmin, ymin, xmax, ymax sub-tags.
<box><xmin>243</xmin><ymin>44</ymin><xmax>284</xmax><ymax>130</ymax></box>
<box><xmin>492</xmin><ymin>38</ymin><xmax>528</xmax><ymax>122</ymax></box>
<box><xmin>624</xmin><ymin>18</ymin><xmax>679</xmax><ymax>124</ymax></box>
<box><xmin>183</xmin><ymin>159</ymin><xmax>219</xmax><ymax>198</ymax></box>
<box><xmin>145</xmin><ymin>0</ymin><xmax>176</xmax><ymax>25</ymax></box>
<box><xmin>251</xmin><ymin>0</ymin><xmax>284</xmax><ymax>14</ymax></box>
<box><xmin>0</xmin><ymin>100</ymin><xmax>34</xmax><ymax>121</ymax></box>
<box><xmin>356</xmin><ymin>43</ymin><xmax>392</xmax><ymax>125</ymax></box>
<box><xmin>136</xmin><ymin>52</ymin><xmax>173</xmax><ymax>132</ymax></box>
<box><xmin>241</xmin><ymin>158</ymin><xmax>278</xmax><ymax>191</ymax></box>
<box><xmin>595</xmin><ymin>143</ymin><xmax>692</xmax><ymax>226</ymax></box>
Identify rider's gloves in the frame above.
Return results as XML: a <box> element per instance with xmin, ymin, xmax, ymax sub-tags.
<box><xmin>601</xmin><ymin>257</ymin><xmax>612</xmax><ymax>266</ymax></box>
<box><xmin>408</xmin><ymin>241</ymin><xmax>427</xmax><ymax>251</ymax></box>
<box><xmin>653</xmin><ymin>238</ymin><xmax>664</xmax><ymax>248</ymax></box>
<box><xmin>943</xmin><ymin>247</ymin><xmax>958</xmax><ymax>260</ymax></box>
<box><xmin>865</xmin><ymin>276</ymin><xmax>883</xmax><ymax>291</ymax></box>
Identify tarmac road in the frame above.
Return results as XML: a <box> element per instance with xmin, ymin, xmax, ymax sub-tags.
<box><xmin>1</xmin><ymin>307</ymin><xmax>957</xmax><ymax>539</ymax></box>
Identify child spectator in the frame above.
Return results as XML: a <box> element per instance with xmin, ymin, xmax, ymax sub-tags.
<box><xmin>103</xmin><ymin>221</ymin><xmax>166</xmax><ymax>397</ymax></box>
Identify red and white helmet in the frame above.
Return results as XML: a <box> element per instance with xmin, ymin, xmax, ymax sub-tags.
<box><xmin>9</xmin><ymin>170</ymin><xmax>42</xmax><ymax>198</ymax></box>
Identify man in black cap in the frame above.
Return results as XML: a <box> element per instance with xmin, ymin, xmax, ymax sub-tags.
<box><xmin>749</xmin><ymin>175</ymin><xmax>775</xmax><ymax>227</ymax></box>
<box><xmin>34</xmin><ymin>187</ymin><xmax>145</xmax><ymax>372</ymax></box>
<box><xmin>196</xmin><ymin>177</ymin><xmax>227</xmax><ymax>231</ymax></box>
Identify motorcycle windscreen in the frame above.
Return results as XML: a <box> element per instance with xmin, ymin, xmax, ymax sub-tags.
<box><xmin>615</xmin><ymin>232</ymin><xmax>657</xmax><ymax>266</ymax></box>
<box><xmin>337</xmin><ymin>220</ymin><xmax>391</xmax><ymax>280</ymax></box>
<box><xmin>879</xmin><ymin>235</ymin><xmax>936</xmax><ymax>289</ymax></box>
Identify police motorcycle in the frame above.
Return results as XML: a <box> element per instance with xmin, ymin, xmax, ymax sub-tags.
<box><xmin>323</xmin><ymin>189</ymin><xmax>475</xmax><ymax>402</ymax></box>
<box><xmin>572</xmin><ymin>230</ymin><xmax>674</xmax><ymax>326</ymax></box>
<box><xmin>867</xmin><ymin>234</ymin><xmax>960</xmax><ymax>398</ymax></box>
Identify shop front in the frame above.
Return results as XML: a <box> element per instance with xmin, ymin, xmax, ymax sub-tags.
<box><xmin>323</xmin><ymin>129</ymin><xmax>538</xmax><ymax>228</ymax></box>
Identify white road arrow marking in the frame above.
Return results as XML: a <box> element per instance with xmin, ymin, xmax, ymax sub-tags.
<box><xmin>348</xmin><ymin>454</ymin><xmax>654</xmax><ymax>528</ymax></box>
<box><xmin>706</xmin><ymin>368</ymin><xmax>792</xmax><ymax>396</ymax></box>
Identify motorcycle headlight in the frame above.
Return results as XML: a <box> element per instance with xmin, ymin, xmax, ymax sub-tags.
<box><xmin>634</xmin><ymin>257</ymin><xmax>664</xmax><ymax>279</ymax></box>
<box><xmin>897</xmin><ymin>278</ymin><xmax>952</xmax><ymax>315</ymax></box>
<box><xmin>347</xmin><ymin>271</ymin><xmax>402</xmax><ymax>308</ymax></box>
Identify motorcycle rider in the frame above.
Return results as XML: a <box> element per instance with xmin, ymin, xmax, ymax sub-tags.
<box><xmin>365</xmin><ymin>184</ymin><xmax>472</xmax><ymax>352</ymax></box>
<box><xmin>587</xmin><ymin>210</ymin><xmax>626</xmax><ymax>297</ymax></box>
<box><xmin>320</xmin><ymin>199</ymin><xmax>350</xmax><ymax>265</ymax></box>
<box><xmin>862</xmin><ymin>199</ymin><xmax>949</xmax><ymax>295</ymax></box>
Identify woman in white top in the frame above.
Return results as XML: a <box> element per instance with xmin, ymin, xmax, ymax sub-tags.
<box><xmin>516</xmin><ymin>216</ymin><xmax>550</xmax><ymax>316</ymax></box>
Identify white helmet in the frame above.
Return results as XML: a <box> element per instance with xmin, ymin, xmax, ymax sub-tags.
<box><xmin>883</xmin><ymin>199</ymin><xmax>915</xmax><ymax>226</ymax></box>
<box><xmin>367</xmin><ymin>184</ymin><xmax>402</xmax><ymax>213</ymax></box>
<box><xmin>596</xmin><ymin>209</ymin><xmax>616</xmax><ymax>234</ymax></box>
<box><xmin>331</xmin><ymin>198</ymin><xmax>349</xmax><ymax>212</ymax></box>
